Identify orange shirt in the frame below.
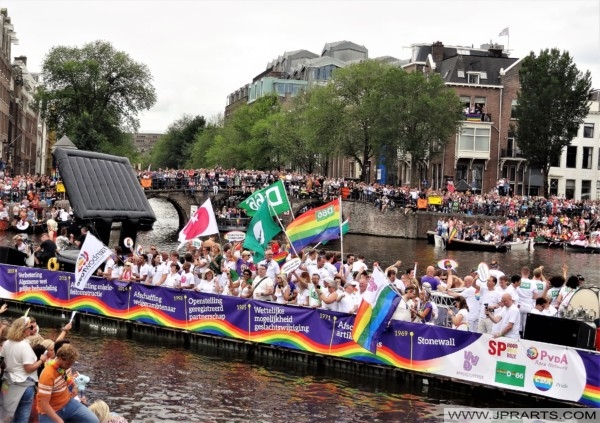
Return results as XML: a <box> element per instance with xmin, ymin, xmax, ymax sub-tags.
<box><xmin>37</xmin><ymin>365</ymin><xmax>72</xmax><ymax>413</ymax></box>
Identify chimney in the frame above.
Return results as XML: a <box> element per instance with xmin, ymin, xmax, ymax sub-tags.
<box><xmin>14</xmin><ymin>55</ymin><xmax>27</xmax><ymax>66</ymax></box>
<box><xmin>432</xmin><ymin>41</ymin><xmax>444</xmax><ymax>63</ymax></box>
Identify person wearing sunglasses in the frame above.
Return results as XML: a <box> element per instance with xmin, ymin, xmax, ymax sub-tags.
<box><xmin>1</xmin><ymin>316</ymin><xmax>48</xmax><ymax>421</ymax></box>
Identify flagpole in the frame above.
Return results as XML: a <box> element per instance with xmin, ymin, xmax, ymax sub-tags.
<box><xmin>270</xmin><ymin>202</ymin><xmax>299</xmax><ymax>256</ymax></box>
<box><xmin>338</xmin><ymin>196</ymin><xmax>344</xmax><ymax>262</ymax></box>
<box><xmin>283</xmin><ymin>181</ymin><xmax>295</xmax><ymax>220</ymax></box>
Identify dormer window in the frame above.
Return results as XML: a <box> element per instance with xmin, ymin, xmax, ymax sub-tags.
<box><xmin>467</xmin><ymin>73</ymin><xmax>480</xmax><ymax>84</ymax></box>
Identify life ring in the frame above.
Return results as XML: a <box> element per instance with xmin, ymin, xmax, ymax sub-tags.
<box><xmin>16</xmin><ymin>221</ymin><xmax>30</xmax><ymax>231</ymax></box>
<box><xmin>47</xmin><ymin>257</ymin><xmax>60</xmax><ymax>271</ymax></box>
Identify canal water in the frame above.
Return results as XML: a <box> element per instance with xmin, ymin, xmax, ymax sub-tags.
<box><xmin>2</xmin><ymin>198</ymin><xmax>597</xmax><ymax>422</ymax></box>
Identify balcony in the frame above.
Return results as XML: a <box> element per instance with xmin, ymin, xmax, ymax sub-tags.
<box><xmin>464</xmin><ymin>113</ymin><xmax>492</xmax><ymax>122</ymax></box>
<box><xmin>500</xmin><ymin>149</ymin><xmax>526</xmax><ymax>158</ymax></box>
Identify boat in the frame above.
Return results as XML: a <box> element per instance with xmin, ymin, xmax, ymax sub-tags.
<box><xmin>504</xmin><ymin>238</ymin><xmax>533</xmax><ymax>252</ymax></box>
<box><xmin>533</xmin><ymin>237</ymin><xmax>565</xmax><ymax>249</ymax></box>
<box><xmin>217</xmin><ymin>216</ymin><xmax>250</xmax><ymax>232</ymax></box>
<box><xmin>1</xmin><ymin>260</ymin><xmax>599</xmax><ymax>409</ymax></box>
<box><xmin>442</xmin><ymin>237</ymin><xmax>509</xmax><ymax>252</ymax></box>
<box><xmin>8</xmin><ymin>221</ymin><xmax>48</xmax><ymax>234</ymax></box>
<box><xmin>565</xmin><ymin>243</ymin><xmax>600</xmax><ymax>254</ymax></box>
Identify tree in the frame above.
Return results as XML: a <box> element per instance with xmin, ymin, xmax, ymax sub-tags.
<box><xmin>515</xmin><ymin>48</ymin><xmax>592</xmax><ymax>197</ymax></box>
<box><xmin>150</xmin><ymin>114</ymin><xmax>206</xmax><ymax>168</ymax></box>
<box><xmin>375</xmin><ymin>68</ymin><xmax>463</xmax><ymax>185</ymax></box>
<box><xmin>36</xmin><ymin>40</ymin><xmax>157</xmax><ymax>155</ymax></box>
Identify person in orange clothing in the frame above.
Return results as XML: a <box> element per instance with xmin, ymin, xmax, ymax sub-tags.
<box><xmin>37</xmin><ymin>344</ymin><xmax>99</xmax><ymax>423</ymax></box>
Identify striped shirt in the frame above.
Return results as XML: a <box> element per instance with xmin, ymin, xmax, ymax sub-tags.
<box><xmin>37</xmin><ymin>365</ymin><xmax>72</xmax><ymax>413</ymax></box>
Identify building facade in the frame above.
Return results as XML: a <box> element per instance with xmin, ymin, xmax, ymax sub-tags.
<box><xmin>546</xmin><ymin>91</ymin><xmax>600</xmax><ymax>200</ymax></box>
<box><xmin>133</xmin><ymin>132</ymin><xmax>163</xmax><ymax>154</ymax></box>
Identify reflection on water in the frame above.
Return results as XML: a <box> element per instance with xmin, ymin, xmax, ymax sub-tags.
<box><xmin>59</xmin><ymin>329</ymin><xmax>447</xmax><ymax>423</ymax></box>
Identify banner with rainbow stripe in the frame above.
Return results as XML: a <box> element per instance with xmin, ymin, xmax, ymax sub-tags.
<box><xmin>1</xmin><ymin>263</ymin><xmax>599</xmax><ymax>407</ymax></box>
<box><xmin>286</xmin><ymin>199</ymin><xmax>343</xmax><ymax>252</ymax></box>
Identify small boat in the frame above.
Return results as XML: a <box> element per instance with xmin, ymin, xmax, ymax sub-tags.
<box><xmin>433</xmin><ymin>234</ymin><xmax>445</xmax><ymax>248</ymax></box>
<box><xmin>533</xmin><ymin>236</ymin><xmax>565</xmax><ymax>249</ymax></box>
<box><xmin>8</xmin><ymin>221</ymin><xmax>48</xmax><ymax>234</ymax></box>
<box><xmin>442</xmin><ymin>238</ymin><xmax>509</xmax><ymax>253</ymax></box>
<box><xmin>505</xmin><ymin>239</ymin><xmax>533</xmax><ymax>252</ymax></box>
<box><xmin>217</xmin><ymin>217</ymin><xmax>250</xmax><ymax>232</ymax></box>
<box><xmin>565</xmin><ymin>243</ymin><xmax>600</xmax><ymax>254</ymax></box>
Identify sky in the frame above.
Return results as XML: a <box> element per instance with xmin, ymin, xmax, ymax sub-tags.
<box><xmin>3</xmin><ymin>0</ymin><xmax>599</xmax><ymax>133</ymax></box>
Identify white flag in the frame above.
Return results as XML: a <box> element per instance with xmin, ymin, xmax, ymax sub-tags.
<box><xmin>178</xmin><ymin>198</ymin><xmax>219</xmax><ymax>244</ymax></box>
<box><xmin>73</xmin><ymin>233</ymin><xmax>112</xmax><ymax>290</ymax></box>
<box><xmin>499</xmin><ymin>27</ymin><xmax>509</xmax><ymax>37</ymax></box>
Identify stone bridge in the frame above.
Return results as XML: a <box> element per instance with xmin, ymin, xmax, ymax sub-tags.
<box><xmin>143</xmin><ymin>189</ymin><xmax>323</xmax><ymax>229</ymax></box>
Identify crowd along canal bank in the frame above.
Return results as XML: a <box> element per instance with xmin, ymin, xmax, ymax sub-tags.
<box><xmin>2</xmin><ymin>263</ymin><xmax>599</xmax><ymax>409</ymax></box>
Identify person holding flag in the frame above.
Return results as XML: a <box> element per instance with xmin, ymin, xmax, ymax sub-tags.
<box><xmin>178</xmin><ymin>199</ymin><xmax>219</xmax><ymax>247</ymax></box>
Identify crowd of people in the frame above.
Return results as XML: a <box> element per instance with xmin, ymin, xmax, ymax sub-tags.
<box><xmin>49</xmin><ymin>226</ymin><xmax>584</xmax><ymax>344</ymax></box>
<box><xmin>0</xmin><ymin>310</ymin><xmax>127</xmax><ymax>422</ymax></box>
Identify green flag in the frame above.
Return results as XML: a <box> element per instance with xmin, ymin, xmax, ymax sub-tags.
<box><xmin>243</xmin><ymin>201</ymin><xmax>281</xmax><ymax>262</ymax></box>
<box><xmin>239</xmin><ymin>180</ymin><xmax>291</xmax><ymax>217</ymax></box>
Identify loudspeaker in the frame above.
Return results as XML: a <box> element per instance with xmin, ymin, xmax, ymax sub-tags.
<box><xmin>524</xmin><ymin>313</ymin><xmax>596</xmax><ymax>350</ymax></box>
<box><xmin>0</xmin><ymin>246</ymin><xmax>27</xmax><ymax>266</ymax></box>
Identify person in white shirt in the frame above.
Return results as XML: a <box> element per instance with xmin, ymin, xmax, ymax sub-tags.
<box><xmin>530</xmin><ymin>297</ymin><xmax>557</xmax><ymax>317</ymax></box>
<box><xmin>448</xmin><ymin>275</ymin><xmax>479</xmax><ymax>331</ymax></box>
<box><xmin>513</xmin><ymin>274</ymin><xmax>537</xmax><ymax>334</ymax></box>
<box><xmin>351</xmin><ymin>254</ymin><xmax>368</xmax><ymax>274</ymax></box>
<box><xmin>180</xmin><ymin>262</ymin><xmax>196</xmax><ymax>289</ymax></box>
<box><xmin>338</xmin><ymin>282</ymin><xmax>359</xmax><ymax>314</ymax></box>
<box><xmin>488</xmin><ymin>260</ymin><xmax>505</xmax><ymax>280</ymax></box>
<box><xmin>251</xmin><ymin>264</ymin><xmax>274</xmax><ymax>302</ymax></box>
<box><xmin>489</xmin><ymin>293</ymin><xmax>521</xmax><ymax>339</ymax></box>
<box><xmin>163</xmin><ymin>263</ymin><xmax>182</xmax><ymax>289</ymax></box>
<box><xmin>341</xmin><ymin>254</ymin><xmax>356</xmax><ymax>285</ymax></box>
<box><xmin>477</xmin><ymin>277</ymin><xmax>501</xmax><ymax>334</ymax></box>
<box><xmin>495</xmin><ymin>275</ymin><xmax>519</xmax><ymax>304</ymax></box>
<box><xmin>318</xmin><ymin>277</ymin><xmax>339</xmax><ymax>311</ymax></box>
<box><xmin>307</xmin><ymin>256</ymin><xmax>332</xmax><ymax>281</ymax></box>
<box><xmin>391</xmin><ymin>286</ymin><xmax>417</xmax><ymax>322</ymax></box>
<box><xmin>151</xmin><ymin>254</ymin><xmax>168</xmax><ymax>286</ymax></box>
<box><xmin>196</xmin><ymin>269</ymin><xmax>220</xmax><ymax>294</ymax></box>
<box><xmin>258</xmin><ymin>250</ymin><xmax>280</xmax><ymax>280</ymax></box>
<box><xmin>136</xmin><ymin>254</ymin><xmax>154</xmax><ymax>284</ymax></box>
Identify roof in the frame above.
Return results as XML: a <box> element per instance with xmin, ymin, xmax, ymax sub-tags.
<box><xmin>53</xmin><ymin>148</ymin><xmax>156</xmax><ymax>222</ymax></box>
<box><xmin>322</xmin><ymin>40</ymin><xmax>368</xmax><ymax>55</ymax></box>
<box><xmin>52</xmin><ymin>135</ymin><xmax>77</xmax><ymax>151</ymax></box>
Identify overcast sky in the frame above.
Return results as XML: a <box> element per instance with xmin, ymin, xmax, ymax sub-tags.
<box><xmin>4</xmin><ymin>0</ymin><xmax>599</xmax><ymax>133</ymax></box>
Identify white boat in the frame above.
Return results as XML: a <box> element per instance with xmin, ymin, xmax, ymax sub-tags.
<box><xmin>506</xmin><ymin>238</ymin><xmax>534</xmax><ymax>252</ymax></box>
<box><xmin>433</xmin><ymin>234</ymin><xmax>445</xmax><ymax>248</ymax></box>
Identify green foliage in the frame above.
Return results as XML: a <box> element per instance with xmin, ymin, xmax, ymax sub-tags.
<box><xmin>36</xmin><ymin>40</ymin><xmax>157</xmax><ymax>153</ymax></box>
<box><xmin>150</xmin><ymin>114</ymin><xmax>206</xmax><ymax>168</ymax></box>
<box><xmin>515</xmin><ymin>48</ymin><xmax>592</xmax><ymax>196</ymax></box>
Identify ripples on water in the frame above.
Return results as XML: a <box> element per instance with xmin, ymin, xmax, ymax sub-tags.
<box><xmin>57</xmin><ymin>329</ymin><xmax>448</xmax><ymax>423</ymax></box>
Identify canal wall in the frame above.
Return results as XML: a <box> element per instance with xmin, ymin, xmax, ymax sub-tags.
<box><xmin>343</xmin><ymin>202</ymin><xmax>494</xmax><ymax>239</ymax></box>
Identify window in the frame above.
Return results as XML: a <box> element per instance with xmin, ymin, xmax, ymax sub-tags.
<box><xmin>456</xmin><ymin>164</ymin><xmax>468</xmax><ymax>181</ymax></box>
<box><xmin>460</xmin><ymin>96</ymin><xmax>470</xmax><ymax>110</ymax></box>
<box><xmin>457</xmin><ymin>70</ymin><xmax>465</xmax><ymax>78</ymax></box>
<box><xmin>565</xmin><ymin>179</ymin><xmax>575</xmax><ymax>199</ymax></box>
<box><xmin>584</xmin><ymin>123</ymin><xmax>594</xmax><ymax>138</ymax></box>
<box><xmin>566</xmin><ymin>146</ymin><xmax>577</xmax><ymax>168</ymax></box>
<box><xmin>582</xmin><ymin>147</ymin><xmax>593</xmax><ymax>169</ymax></box>
<box><xmin>549</xmin><ymin>179</ymin><xmax>558</xmax><ymax>197</ymax></box>
<box><xmin>550</xmin><ymin>153</ymin><xmax>560</xmax><ymax>167</ymax></box>
<box><xmin>510</xmin><ymin>100</ymin><xmax>519</xmax><ymax>119</ymax></box>
<box><xmin>468</xmin><ymin>73</ymin><xmax>480</xmax><ymax>84</ymax></box>
<box><xmin>458</xmin><ymin>127</ymin><xmax>490</xmax><ymax>152</ymax></box>
<box><xmin>581</xmin><ymin>180</ymin><xmax>591</xmax><ymax>200</ymax></box>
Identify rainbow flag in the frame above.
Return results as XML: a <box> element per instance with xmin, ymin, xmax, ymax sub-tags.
<box><xmin>286</xmin><ymin>199</ymin><xmax>342</xmax><ymax>251</ymax></box>
<box><xmin>351</xmin><ymin>266</ymin><xmax>400</xmax><ymax>353</ymax></box>
<box><xmin>273</xmin><ymin>251</ymin><xmax>288</xmax><ymax>265</ymax></box>
<box><xmin>448</xmin><ymin>227</ymin><xmax>458</xmax><ymax>243</ymax></box>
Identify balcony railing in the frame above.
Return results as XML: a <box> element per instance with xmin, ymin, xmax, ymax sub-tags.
<box><xmin>500</xmin><ymin>149</ymin><xmax>526</xmax><ymax>158</ymax></box>
<box><xmin>464</xmin><ymin>113</ymin><xmax>492</xmax><ymax>122</ymax></box>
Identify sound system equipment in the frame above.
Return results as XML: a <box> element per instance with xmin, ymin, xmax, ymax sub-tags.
<box><xmin>0</xmin><ymin>246</ymin><xmax>27</xmax><ymax>266</ymax></box>
<box><xmin>524</xmin><ymin>313</ymin><xmax>597</xmax><ymax>350</ymax></box>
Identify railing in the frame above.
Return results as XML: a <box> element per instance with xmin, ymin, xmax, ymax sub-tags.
<box><xmin>500</xmin><ymin>149</ymin><xmax>526</xmax><ymax>158</ymax></box>
<box><xmin>464</xmin><ymin>113</ymin><xmax>492</xmax><ymax>122</ymax></box>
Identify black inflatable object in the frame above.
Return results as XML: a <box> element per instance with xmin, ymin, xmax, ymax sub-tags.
<box><xmin>53</xmin><ymin>148</ymin><xmax>156</xmax><ymax>249</ymax></box>
<box><xmin>0</xmin><ymin>246</ymin><xmax>28</xmax><ymax>266</ymax></box>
